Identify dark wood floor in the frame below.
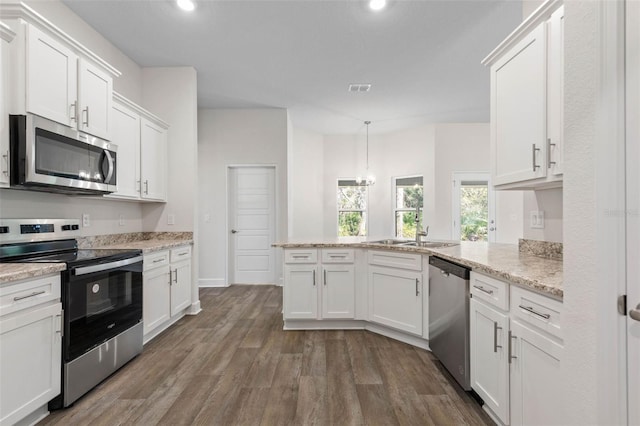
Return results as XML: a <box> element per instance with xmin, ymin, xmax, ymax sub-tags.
<box><xmin>40</xmin><ymin>285</ymin><xmax>492</xmax><ymax>426</ymax></box>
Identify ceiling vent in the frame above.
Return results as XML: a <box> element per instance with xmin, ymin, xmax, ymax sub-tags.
<box><xmin>348</xmin><ymin>83</ymin><xmax>372</xmax><ymax>93</ymax></box>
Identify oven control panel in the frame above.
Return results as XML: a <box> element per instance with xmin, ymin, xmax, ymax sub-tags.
<box><xmin>0</xmin><ymin>219</ymin><xmax>81</xmax><ymax>243</ymax></box>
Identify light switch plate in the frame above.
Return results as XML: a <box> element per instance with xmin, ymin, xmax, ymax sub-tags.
<box><xmin>82</xmin><ymin>213</ymin><xmax>90</xmax><ymax>227</ymax></box>
<box><xmin>167</xmin><ymin>214</ymin><xmax>175</xmax><ymax>225</ymax></box>
<box><xmin>530</xmin><ymin>211</ymin><xmax>545</xmax><ymax>229</ymax></box>
<box><xmin>119</xmin><ymin>214</ymin><xmax>125</xmax><ymax>226</ymax></box>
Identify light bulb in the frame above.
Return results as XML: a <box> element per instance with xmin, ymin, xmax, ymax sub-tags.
<box><xmin>177</xmin><ymin>0</ymin><xmax>195</xmax><ymax>12</ymax></box>
<box><xmin>369</xmin><ymin>0</ymin><xmax>387</xmax><ymax>11</ymax></box>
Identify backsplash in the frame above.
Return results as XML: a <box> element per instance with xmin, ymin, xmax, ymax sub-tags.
<box><xmin>77</xmin><ymin>232</ymin><xmax>193</xmax><ymax>249</ymax></box>
<box><xmin>518</xmin><ymin>238</ymin><xmax>563</xmax><ymax>260</ymax></box>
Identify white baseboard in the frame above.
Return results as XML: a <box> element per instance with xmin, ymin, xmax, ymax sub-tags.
<box><xmin>187</xmin><ymin>301</ymin><xmax>201</xmax><ymax>315</ymax></box>
<box><xmin>199</xmin><ymin>278</ymin><xmax>227</xmax><ymax>288</ymax></box>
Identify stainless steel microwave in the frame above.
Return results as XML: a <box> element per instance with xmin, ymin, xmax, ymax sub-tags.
<box><xmin>9</xmin><ymin>114</ymin><xmax>117</xmax><ymax>195</ymax></box>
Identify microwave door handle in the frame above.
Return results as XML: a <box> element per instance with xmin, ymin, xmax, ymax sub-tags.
<box><xmin>103</xmin><ymin>150</ymin><xmax>114</xmax><ymax>183</ymax></box>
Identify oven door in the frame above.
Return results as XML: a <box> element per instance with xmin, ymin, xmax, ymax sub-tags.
<box><xmin>10</xmin><ymin>114</ymin><xmax>117</xmax><ymax>194</ymax></box>
<box><xmin>64</xmin><ymin>256</ymin><xmax>142</xmax><ymax>361</ymax></box>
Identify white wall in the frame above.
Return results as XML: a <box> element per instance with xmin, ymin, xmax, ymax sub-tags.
<box><xmin>24</xmin><ymin>0</ymin><xmax>143</xmax><ymax>104</ymax></box>
<box><xmin>289</xmin><ymin>126</ymin><xmax>324</xmax><ymax>238</ymax></box>
<box><xmin>198</xmin><ymin>108</ymin><xmax>288</xmax><ymax>286</ymax></box>
<box><xmin>522</xmin><ymin>188</ymin><xmax>563</xmax><ymax>242</ymax></box>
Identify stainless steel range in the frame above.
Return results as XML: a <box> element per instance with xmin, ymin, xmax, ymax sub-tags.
<box><xmin>0</xmin><ymin>219</ymin><xmax>143</xmax><ymax>409</ymax></box>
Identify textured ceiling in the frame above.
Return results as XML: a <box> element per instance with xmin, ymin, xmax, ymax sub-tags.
<box><xmin>62</xmin><ymin>0</ymin><xmax>522</xmax><ymax>134</ymax></box>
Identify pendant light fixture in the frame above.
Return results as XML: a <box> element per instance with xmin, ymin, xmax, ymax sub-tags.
<box><xmin>356</xmin><ymin>121</ymin><xmax>376</xmax><ymax>186</ymax></box>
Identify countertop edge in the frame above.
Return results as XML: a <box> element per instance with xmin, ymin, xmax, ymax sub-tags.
<box><xmin>0</xmin><ymin>263</ymin><xmax>66</xmax><ymax>284</ymax></box>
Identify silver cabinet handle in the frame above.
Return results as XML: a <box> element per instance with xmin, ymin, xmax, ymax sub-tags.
<box><xmin>532</xmin><ymin>144</ymin><xmax>541</xmax><ymax>171</ymax></box>
<box><xmin>473</xmin><ymin>285</ymin><xmax>494</xmax><ymax>295</ymax></box>
<box><xmin>292</xmin><ymin>255</ymin><xmax>307</xmax><ymax>259</ymax></box>
<box><xmin>508</xmin><ymin>331</ymin><xmax>517</xmax><ymax>364</ymax></box>
<box><xmin>415</xmin><ymin>278</ymin><xmax>420</xmax><ymax>296</ymax></box>
<box><xmin>231</xmin><ymin>229</ymin><xmax>239</xmax><ymax>234</ymax></box>
<box><xmin>313</xmin><ymin>269</ymin><xmax>316</xmax><ymax>286</ymax></box>
<box><xmin>324</xmin><ymin>269</ymin><xmax>327</xmax><ymax>286</ymax></box>
<box><xmin>547</xmin><ymin>138</ymin><xmax>556</xmax><ymax>168</ymax></box>
<box><xmin>82</xmin><ymin>106</ymin><xmax>90</xmax><ymax>127</ymax></box>
<box><xmin>2</xmin><ymin>150</ymin><xmax>8</xmax><ymax>176</ymax></box>
<box><xmin>329</xmin><ymin>255</ymin><xmax>346</xmax><ymax>258</ymax></box>
<box><xmin>169</xmin><ymin>269</ymin><xmax>173</xmax><ymax>285</ymax></box>
<box><xmin>519</xmin><ymin>304</ymin><xmax>551</xmax><ymax>320</ymax></box>
<box><xmin>494</xmin><ymin>322</ymin><xmax>502</xmax><ymax>353</ymax></box>
<box><xmin>14</xmin><ymin>290</ymin><xmax>46</xmax><ymax>301</ymax></box>
<box><xmin>178</xmin><ymin>252</ymin><xmax>188</xmax><ymax>257</ymax></box>
<box><xmin>70</xmin><ymin>101</ymin><xmax>77</xmax><ymax>122</ymax></box>
<box><xmin>174</xmin><ymin>268</ymin><xmax>178</xmax><ymax>284</ymax></box>
<box><xmin>57</xmin><ymin>309</ymin><xmax>64</xmax><ymax>337</ymax></box>
<box><xmin>144</xmin><ymin>180</ymin><xmax>149</xmax><ymax>195</ymax></box>
<box><xmin>630</xmin><ymin>303</ymin><xmax>640</xmax><ymax>322</ymax></box>
<box><xmin>153</xmin><ymin>258</ymin><xmax>165</xmax><ymax>264</ymax></box>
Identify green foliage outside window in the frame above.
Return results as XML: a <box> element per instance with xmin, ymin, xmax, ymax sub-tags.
<box><xmin>460</xmin><ymin>186</ymin><xmax>488</xmax><ymax>241</ymax></box>
<box><xmin>338</xmin><ymin>182</ymin><xmax>367</xmax><ymax>236</ymax></box>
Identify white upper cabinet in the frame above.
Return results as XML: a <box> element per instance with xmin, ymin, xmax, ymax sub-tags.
<box><xmin>26</xmin><ymin>24</ymin><xmax>78</xmax><ymax>128</ymax></box>
<box><xmin>483</xmin><ymin>1</ymin><xmax>564</xmax><ymax>190</ymax></box>
<box><xmin>77</xmin><ymin>58</ymin><xmax>112</xmax><ymax>140</ymax></box>
<box><xmin>140</xmin><ymin>117</ymin><xmax>168</xmax><ymax>201</ymax></box>
<box><xmin>0</xmin><ymin>22</ymin><xmax>15</xmax><ymax>187</ymax></box>
<box><xmin>110</xmin><ymin>99</ymin><xmax>141</xmax><ymax>199</ymax></box>
<box><xmin>2</xmin><ymin>4</ymin><xmax>120</xmax><ymax>140</ymax></box>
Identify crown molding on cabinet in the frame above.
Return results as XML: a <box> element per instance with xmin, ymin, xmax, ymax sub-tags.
<box><xmin>113</xmin><ymin>92</ymin><xmax>170</xmax><ymax>130</ymax></box>
<box><xmin>0</xmin><ymin>2</ymin><xmax>121</xmax><ymax>77</ymax></box>
<box><xmin>0</xmin><ymin>21</ymin><xmax>16</xmax><ymax>42</ymax></box>
<box><xmin>481</xmin><ymin>0</ymin><xmax>563</xmax><ymax>67</ymax></box>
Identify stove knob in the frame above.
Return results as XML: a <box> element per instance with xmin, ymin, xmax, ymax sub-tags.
<box><xmin>61</xmin><ymin>225</ymin><xmax>71</xmax><ymax>231</ymax></box>
<box><xmin>71</xmin><ymin>224</ymin><xmax>79</xmax><ymax>230</ymax></box>
<box><xmin>0</xmin><ymin>226</ymin><xmax>9</xmax><ymax>234</ymax></box>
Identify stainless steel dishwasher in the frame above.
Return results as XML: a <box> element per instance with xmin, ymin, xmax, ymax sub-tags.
<box><xmin>428</xmin><ymin>256</ymin><xmax>471</xmax><ymax>390</ymax></box>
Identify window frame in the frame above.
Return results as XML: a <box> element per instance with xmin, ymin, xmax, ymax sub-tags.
<box><xmin>392</xmin><ymin>175</ymin><xmax>424</xmax><ymax>239</ymax></box>
<box><xmin>336</xmin><ymin>178</ymin><xmax>369</xmax><ymax>237</ymax></box>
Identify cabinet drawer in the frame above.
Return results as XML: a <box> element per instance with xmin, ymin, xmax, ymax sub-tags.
<box><xmin>470</xmin><ymin>272</ymin><xmax>509</xmax><ymax>311</ymax></box>
<box><xmin>321</xmin><ymin>249</ymin><xmax>354</xmax><ymax>264</ymax></box>
<box><xmin>510</xmin><ymin>286</ymin><xmax>562</xmax><ymax>340</ymax></box>
<box><xmin>0</xmin><ymin>274</ymin><xmax>61</xmax><ymax>317</ymax></box>
<box><xmin>170</xmin><ymin>245</ymin><xmax>191</xmax><ymax>262</ymax></box>
<box><xmin>367</xmin><ymin>250</ymin><xmax>422</xmax><ymax>271</ymax></box>
<box><xmin>284</xmin><ymin>249</ymin><xmax>318</xmax><ymax>264</ymax></box>
<box><xmin>144</xmin><ymin>250</ymin><xmax>170</xmax><ymax>271</ymax></box>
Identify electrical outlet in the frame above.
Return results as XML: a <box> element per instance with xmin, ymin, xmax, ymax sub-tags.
<box><xmin>204</xmin><ymin>213</ymin><xmax>211</xmax><ymax>223</ymax></box>
<box><xmin>82</xmin><ymin>213</ymin><xmax>90</xmax><ymax>227</ymax></box>
<box><xmin>167</xmin><ymin>214</ymin><xmax>175</xmax><ymax>225</ymax></box>
<box><xmin>119</xmin><ymin>214</ymin><xmax>125</xmax><ymax>226</ymax></box>
<box><xmin>530</xmin><ymin>211</ymin><xmax>545</xmax><ymax>229</ymax></box>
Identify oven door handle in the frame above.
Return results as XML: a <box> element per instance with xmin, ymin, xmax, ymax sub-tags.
<box><xmin>73</xmin><ymin>256</ymin><xmax>143</xmax><ymax>276</ymax></box>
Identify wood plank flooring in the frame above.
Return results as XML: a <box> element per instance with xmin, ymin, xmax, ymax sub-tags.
<box><xmin>40</xmin><ymin>285</ymin><xmax>492</xmax><ymax>426</ymax></box>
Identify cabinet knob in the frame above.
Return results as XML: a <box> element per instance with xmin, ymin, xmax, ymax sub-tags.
<box><xmin>231</xmin><ymin>229</ymin><xmax>239</xmax><ymax>234</ymax></box>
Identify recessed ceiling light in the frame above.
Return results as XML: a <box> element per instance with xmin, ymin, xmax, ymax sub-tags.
<box><xmin>177</xmin><ymin>0</ymin><xmax>195</xmax><ymax>12</ymax></box>
<box><xmin>369</xmin><ymin>0</ymin><xmax>387</xmax><ymax>11</ymax></box>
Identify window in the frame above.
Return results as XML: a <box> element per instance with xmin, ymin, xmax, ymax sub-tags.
<box><xmin>452</xmin><ymin>172</ymin><xmax>495</xmax><ymax>242</ymax></box>
<box><xmin>394</xmin><ymin>176</ymin><xmax>423</xmax><ymax>239</ymax></box>
<box><xmin>337</xmin><ymin>179</ymin><xmax>368</xmax><ymax>236</ymax></box>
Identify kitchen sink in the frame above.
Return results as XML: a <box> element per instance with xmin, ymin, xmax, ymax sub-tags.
<box><xmin>367</xmin><ymin>239</ymin><xmax>412</xmax><ymax>245</ymax></box>
<box><xmin>367</xmin><ymin>239</ymin><xmax>458</xmax><ymax>249</ymax></box>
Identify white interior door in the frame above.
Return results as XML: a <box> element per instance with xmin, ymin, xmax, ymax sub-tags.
<box><xmin>228</xmin><ymin>166</ymin><xmax>276</xmax><ymax>284</ymax></box>
<box><xmin>626</xmin><ymin>2</ymin><xmax>640</xmax><ymax>423</ymax></box>
<box><xmin>452</xmin><ymin>172</ymin><xmax>495</xmax><ymax>242</ymax></box>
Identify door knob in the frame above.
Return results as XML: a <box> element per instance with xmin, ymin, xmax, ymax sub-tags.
<box><xmin>231</xmin><ymin>229</ymin><xmax>239</xmax><ymax>234</ymax></box>
<box><xmin>630</xmin><ymin>303</ymin><xmax>640</xmax><ymax>322</ymax></box>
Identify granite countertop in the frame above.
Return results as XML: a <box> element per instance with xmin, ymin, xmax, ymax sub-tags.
<box><xmin>95</xmin><ymin>239</ymin><xmax>193</xmax><ymax>253</ymax></box>
<box><xmin>274</xmin><ymin>238</ymin><xmax>563</xmax><ymax>300</ymax></box>
<box><xmin>0</xmin><ymin>263</ymin><xmax>66</xmax><ymax>284</ymax></box>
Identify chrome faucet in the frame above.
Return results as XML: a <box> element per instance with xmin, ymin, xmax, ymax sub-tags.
<box><xmin>415</xmin><ymin>205</ymin><xmax>428</xmax><ymax>243</ymax></box>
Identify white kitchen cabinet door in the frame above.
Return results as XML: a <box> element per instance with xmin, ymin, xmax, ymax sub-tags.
<box><xmin>0</xmin><ymin>31</ymin><xmax>12</xmax><ymax>186</ymax></box>
<box><xmin>109</xmin><ymin>101</ymin><xmax>140</xmax><ymax>199</ymax></box>
<box><xmin>77</xmin><ymin>58</ymin><xmax>112</xmax><ymax>140</ymax></box>
<box><xmin>470</xmin><ymin>298</ymin><xmax>509</xmax><ymax>425</ymax></box>
<box><xmin>321</xmin><ymin>265</ymin><xmax>355</xmax><ymax>319</ymax></box>
<box><xmin>140</xmin><ymin>117</ymin><xmax>167</xmax><ymax>201</ymax></box>
<box><xmin>283</xmin><ymin>265</ymin><xmax>318</xmax><ymax>319</ymax></box>
<box><xmin>170</xmin><ymin>259</ymin><xmax>192</xmax><ymax>317</ymax></box>
<box><xmin>491</xmin><ymin>22</ymin><xmax>547</xmax><ymax>186</ymax></box>
<box><xmin>547</xmin><ymin>5</ymin><xmax>564</xmax><ymax>176</ymax></box>
<box><xmin>0</xmin><ymin>303</ymin><xmax>61</xmax><ymax>426</ymax></box>
<box><xmin>26</xmin><ymin>24</ymin><xmax>77</xmax><ymax>128</ymax></box>
<box><xmin>368</xmin><ymin>266</ymin><xmax>422</xmax><ymax>335</ymax></box>
<box><xmin>509</xmin><ymin>319</ymin><xmax>564</xmax><ymax>426</ymax></box>
<box><xmin>143</xmin><ymin>265</ymin><xmax>171</xmax><ymax>335</ymax></box>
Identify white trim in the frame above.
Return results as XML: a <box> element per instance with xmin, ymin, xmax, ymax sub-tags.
<box><xmin>0</xmin><ymin>2</ymin><xmax>121</xmax><ymax>77</ymax></box>
<box><xmin>595</xmin><ymin>0</ymin><xmax>628</xmax><ymax>424</ymax></box>
<box><xmin>186</xmin><ymin>301</ymin><xmax>201</xmax><ymax>315</ymax></box>
<box><xmin>198</xmin><ymin>278</ymin><xmax>227</xmax><ymax>288</ymax></box>
<box><xmin>113</xmin><ymin>91</ymin><xmax>169</xmax><ymax>129</ymax></box>
<box><xmin>0</xmin><ymin>21</ymin><xmax>16</xmax><ymax>42</ymax></box>
<box><xmin>451</xmin><ymin>172</ymin><xmax>495</xmax><ymax>243</ymax></box>
<box><xmin>481</xmin><ymin>0</ymin><xmax>563</xmax><ymax>66</ymax></box>
<box><xmin>143</xmin><ymin>312</ymin><xmax>186</xmax><ymax>345</ymax></box>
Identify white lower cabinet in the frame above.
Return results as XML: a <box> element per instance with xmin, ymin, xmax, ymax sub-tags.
<box><xmin>283</xmin><ymin>249</ymin><xmax>355</xmax><ymax>320</ymax></box>
<box><xmin>143</xmin><ymin>246</ymin><xmax>192</xmax><ymax>341</ymax></box>
<box><xmin>470</xmin><ymin>298</ymin><xmax>509</xmax><ymax>424</ymax></box>
<box><xmin>368</xmin><ymin>265</ymin><xmax>422</xmax><ymax>336</ymax></box>
<box><xmin>0</xmin><ymin>274</ymin><xmax>62</xmax><ymax>426</ymax></box>
<box><xmin>469</xmin><ymin>272</ymin><xmax>563</xmax><ymax>425</ymax></box>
